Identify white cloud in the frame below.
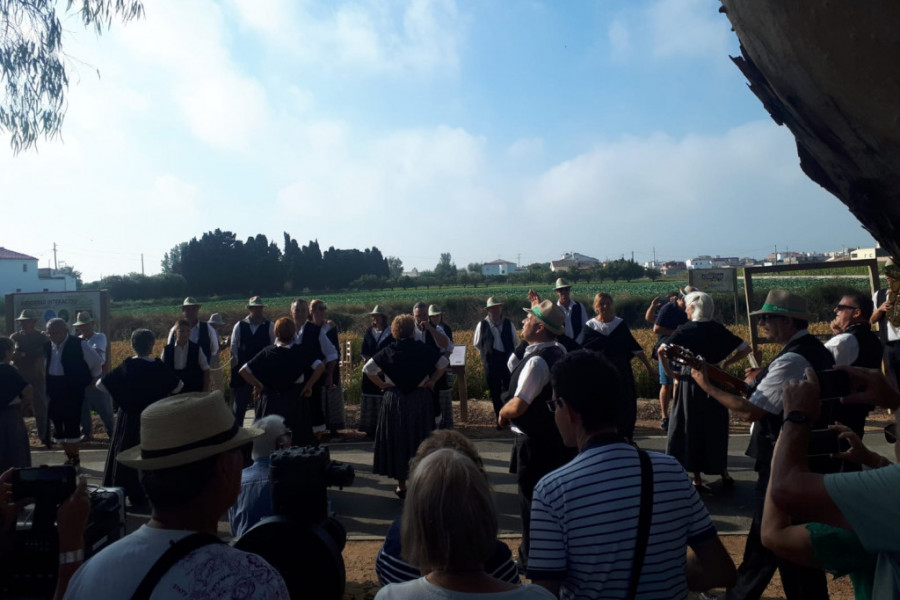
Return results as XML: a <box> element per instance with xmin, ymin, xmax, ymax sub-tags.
<box><xmin>228</xmin><ymin>0</ymin><xmax>463</xmax><ymax>74</ymax></box>
<box><xmin>507</xmin><ymin>137</ymin><xmax>544</xmax><ymax>159</ymax></box>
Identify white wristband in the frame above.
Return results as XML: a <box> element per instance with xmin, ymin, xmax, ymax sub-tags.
<box><xmin>59</xmin><ymin>549</ymin><xmax>84</xmax><ymax>565</ymax></box>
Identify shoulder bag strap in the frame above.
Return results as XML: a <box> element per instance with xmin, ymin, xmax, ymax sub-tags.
<box><xmin>627</xmin><ymin>450</ymin><xmax>654</xmax><ymax>600</ymax></box>
<box><xmin>131</xmin><ymin>532</ymin><xmax>225</xmax><ymax>600</ymax></box>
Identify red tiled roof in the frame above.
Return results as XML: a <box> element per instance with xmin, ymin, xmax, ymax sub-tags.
<box><xmin>0</xmin><ymin>247</ymin><xmax>38</xmax><ymax>261</ymax></box>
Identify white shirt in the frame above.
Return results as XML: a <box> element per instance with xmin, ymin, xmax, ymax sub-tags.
<box><xmin>825</xmin><ymin>333</ymin><xmax>859</xmax><ymax>366</ymax></box>
<box><xmin>747</xmin><ymin>330</ymin><xmax>813</xmax><ymax>415</ymax></box>
<box><xmin>293</xmin><ymin>323</ymin><xmax>339</xmax><ymax>363</ymax></box>
<box><xmin>873</xmin><ymin>290</ymin><xmax>900</xmax><ymax>341</ymax></box>
<box><xmin>162</xmin><ymin>342</ymin><xmax>210</xmax><ymax>371</ymax></box>
<box><xmin>230</xmin><ymin>317</ymin><xmax>276</xmax><ymax>359</ymax></box>
<box><xmin>507</xmin><ymin>341</ymin><xmax>565</xmax><ymax>405</ymax></box>
<box><xmin>48</xmin><ymin>335</ymin><xmax>103</xmax><ymax>379</ymax></box>
<box><xmin>473</xmin><ymin>317</ymin><xmax>518</xmax><ymax>353</ymax></box>
<box><xmin>80</xmin><ymin>332</ymin><xmax>108</xmax><ymax>363</ymax></box>
<box><xmin>167</xmin><ymin>322</ymin><xmax>220</xmax><ymax>357</ymax></box>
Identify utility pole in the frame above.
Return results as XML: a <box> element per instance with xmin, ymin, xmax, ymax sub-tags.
<box><xmin>631</xmin><ymin>250</ymin><xmax>634</xmax><ymax>263</ymax></box>
<box><xmin>517</xmin><ymin>253</ymin><xmax>521</xmax><ymax>268</ymax></box>
<box><xmin>53</xmin><ymin>242</ymin><xmax>58</xmax><ymax>270</ymax></box>
<box><xmin>653</xmin><ymin>247</ymin><xmax>656</xmax><ymax>265</ymax></box>
<box><xmin>141</xmin><ymin>253</ymin><xmax>145</xmax><ymax>276</ymax></box>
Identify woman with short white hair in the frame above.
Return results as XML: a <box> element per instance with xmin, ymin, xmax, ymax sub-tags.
<box><xmin>661</xmin><ymin>291</ymin><xmax>752</xmax><ymax>492</ymax></box>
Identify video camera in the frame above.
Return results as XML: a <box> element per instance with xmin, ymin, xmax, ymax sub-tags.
<box><xmin>235</xmin><ymin>446</ymin><xmax>354</xmax><ymax>600</ymax></box>
<box><xmin>0</xmin><ymin>466</ymin><xmax>125</xmax><ymax>600</ymax></box>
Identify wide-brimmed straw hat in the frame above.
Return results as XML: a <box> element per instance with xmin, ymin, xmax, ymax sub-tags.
<box><xmin>486</xmin><ymin>297</ymin><xmax>503</xmax><ymax>308</ymax></box>
<box><xmin>749</xmin><ymin>289</ymin><xmax>816</xmax><ymax>322</ymax></box>
<box><xmin>207</xmin><ymin>313</ymin><xmax>226</xmax><ymax>326</ymax></box>
<box><xmin>73</xmin><ymin>311</ymin><xmax>93</xmax><ymax>327</ymax></box>
<box><xmin>523</xmin><ymin>300</ymin><xmax>566</xmax><ymax>336</ymax></box>
<box><xmin>369</xmin><ymin>305</ymin><xmax>387</xmax><ymax>316</ymax></box>
<box><xmin>247</xmin><ymin>296</ymin><xmax>265</xmax><ymax>308</ymax></box>
<box><xmin>428</xmin><ymin>304</ymin><xmax>442</xmax><ymax>316</ymax></box>
<box><xmin>117</xmin><ymin>391</ymin><xmax>263</xmax><ymax>470</ymax></box>
<box><xmin>553</xmin><ymin>278</ymin><xmax>572</xmax><ymax>291</ymax></box>
<box><xmin>884</xmin><ymin>263</ymin><xmax>900</xmax><ymax>279</ymax></box>
<box><xmin>181</xmin><ymin>297</ymin><xmax>201</xmax><ymax>307</ymax></box>
<box><xmin>15</xmin><ymin>310</ymin><xmax>38</xmax><ymax>321</ymax></box>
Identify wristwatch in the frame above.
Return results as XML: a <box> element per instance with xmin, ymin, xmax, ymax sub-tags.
<box><xmin>783</xmin><ymin>410</ymin><xmax>811</xmax><ymax>426</ymax></box>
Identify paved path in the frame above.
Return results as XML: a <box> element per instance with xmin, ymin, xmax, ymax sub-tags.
<box><xmin>30</xmin><ymin>430</ymin><xmax>896</xmax><ymax>540</ymax></box>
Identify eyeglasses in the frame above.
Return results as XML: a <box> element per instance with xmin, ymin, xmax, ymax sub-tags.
<box><xmin>546</xmin><ymin>397</ymin><xmax>564</xmax><ymax>413</ymax></box>
<box><xmin>835</xmin><ymin>304</ymin><xmax>859</xmax><ymax>312</ymax></box>
<box><xmin>885</xmin><ymin>423</ymin><xmax>897</xmax><ymax>445</ymax></box>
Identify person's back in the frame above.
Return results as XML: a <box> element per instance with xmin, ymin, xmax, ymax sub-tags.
<box><xmin>528</xmin><ymin>440</ymin><xmax>716</xmax><ymax>599</ymax></box>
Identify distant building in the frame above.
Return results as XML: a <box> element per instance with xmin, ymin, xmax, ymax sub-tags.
<box><xmin>685</xmin><ymin>257</ymin><xmax>713</xmax><ymax>270</ymax></box>
<box><xmin>482</xmin><ymin>259</ymin><xmax>518</xmax><ymax>276</ymax></box>
<box><xmin>0</xmin><ymin>247</ymin><xmax>77</xmax><ymax>295</ymax></box>
<box><xmin>660</xmin><ymin>261</ymin><xmax>687</xmax><ymax>276</ymax></box>
<box><xmin>849</xmin><ymin>247</ymin><xmax>891</xmax><ymax>261</ymax></box>
<box><xmin>402</xmin><ymin>268</ymin><xmax>419</xmax><ymax>278</ymax></box>
<box><xmin>551</xmin><ymin>252</ymin><xmax>599</xmax><ymax>272</ymax></box>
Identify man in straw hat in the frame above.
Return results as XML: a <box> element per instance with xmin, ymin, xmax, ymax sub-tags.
<box><xmin>690</xmin><ymin>289</ymin><xmax>837</xmax><ymax>600</ymax></box>
<box><xmin>359</xmin><ymin>306</ymin><xmax>393</xmax><ymax>437</ymax></box>
<box><xmin>63</xmin><ymin>391</ymin><xmax>289</xmax><ymax>599</ymax></box>
<box><xmin>11</xmin><ymin>309</ymin><xmax>50</xmax><ymax>447</ymax></box>
<box><xmin>871</xmin><ymin>261</ymin><xmax>900</xmax><ymax>388</ymax></box>
<box><xmin>230</xmin><ymin>297</ymin><xmax>275</xmax><ymax>425</ymax></box>
<box><xmin>498</xmin><ymin>298</ymin><xmax>576</xmax><ymax>572</ymax></box>
<box><xmin>550</xmin><ymin>277</ymin><xmax>587</xmax><ymax>350</ymax></box>
<box><xmin>473</xmin><ymin>297</ymin><xmax>518</xmax><ymax>422</ymax></box>
<box><xmin>73</xmin><ymin>311</ymin><xmax>114</xmax><ymax>442</ymax></box>
<box><xmin>167</xmin><ymin>297</ymin><xmax>219</xmax><ymax>364</ymax></box>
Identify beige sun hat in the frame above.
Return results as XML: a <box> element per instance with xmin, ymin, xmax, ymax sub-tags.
<box><xmin>369</xmin><ymin>305</ymin><xmax>387</xmax><ymax>316</ymax></box>
<box><xmin>73</xmin><ymin>311</ymin><xmax>94</xmax><ymax>326</ymax></box>
<box><xmin>428</xmin><ymin>304</ymin><xmax>442</xmax><ymax>316</ymax></box>
<box><xmin>117</xmin><ymin>390</ymin><xmax>263</xmax><ymax>470</ymax></box>
<box><xmin>553</xmin><ymin>277</ymin><xmax>572</xmax><ymax>291</ymax></box>
<box><xmin>749</xmin><ymin>289</ymin><xmax>816</xmax><ymax>322</ymax></box>
<box><xmin>207</xmin><ymin>313</ymin><xmax>226</xmax><ymax>326</ymax></box>
<box><xmin>15</xmin><ymin>309</ymin><xmax>38</xmax><ymax>321</ymax></box>
<box><xmin>181</xmin><ymin>297</ymin><xmax>201</xmax><ymax>307</ymax></box>
<box><xmin>523</xmin><ymin>300</ymin><xmax>566</xmax><ymax>336</ymax></box>
<box><xmin>486</xmin><ymin>297</ymin><xmax>503</xmax><ymax>308</ymax></box>
<box><xmin>247</xmin><ymin>296</ymin><xmax>265</xmax><ymax>308</ymax></box>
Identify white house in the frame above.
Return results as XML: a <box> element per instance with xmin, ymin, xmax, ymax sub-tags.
<box><xmin>551</xmin><ymin>252</ymin><xmax>599</xmax><ymax>272</ymax></box>
<box><xmin>482</xmin><ymin>259</ymin><xmax>517</xmax><ymax>276</ymax></box>
<box><xmin>0</xmin><ymin>247</ymin><xmax>77</xmax><ymax>296</ymax></box>
<box><xmin>685</xmin><ymin>257</ymin><xmax>713</xmax><ymax>270</ymax></box>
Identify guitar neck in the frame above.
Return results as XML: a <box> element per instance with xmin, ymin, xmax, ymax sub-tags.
<box><xmin>671</xmin><ymin>349</ymin><xmax>751</xmax><ymax>397</ymax></box>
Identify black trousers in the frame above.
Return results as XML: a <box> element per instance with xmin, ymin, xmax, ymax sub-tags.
<box><xmin>510</xmin><ymin>433</ymin><xmax>576</xmax><ymax>567</ymax></box>
<box><xmin>46</xmin><ymin>375</ymin><xmax>85</xmax><ymax>442</ymax></box>
<box><xmin>724</xmin><ymin>471</ymin><xmax>828</xmax><ymax>600</ymax></box>
<box><xmin>484</xmin><ymin>353</ymin><xmax>511</xmax><ymax>417</ymax></box>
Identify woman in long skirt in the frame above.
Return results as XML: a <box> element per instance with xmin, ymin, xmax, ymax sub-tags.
<box><xmin>100</xmin><ymin>329</ymin><xmax>181</xmax><ymax>505</ymax></box>
<box><xmin>0</xmin><ymin>337</ymin><xmax>32</xmax><ymax>471</ymax></box>
<box><xmin>660</xmin><ymin>291</ymin><xmax>752</xmax><ymax>492</ymax></box>
<box><xmin>363</xmin><ymin>315</ymin><xmax>448</xmax><ymax>498</ymax></box>
<box><xmin>240</xmin><ymin>317</ymin><xmax>325</xmax><ymax>448</ymax></box>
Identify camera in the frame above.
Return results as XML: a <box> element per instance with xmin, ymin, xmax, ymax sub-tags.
<box><xmin>234</xmin><ymin>446</ymin><xmax>355</xmax><ymax>600</ymax></box>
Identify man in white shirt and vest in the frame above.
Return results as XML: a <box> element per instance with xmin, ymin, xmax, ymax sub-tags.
<box><xmin>473</xmin><ymin>297</ymin><xmax>518</xmax><ymax>423</ymax></box>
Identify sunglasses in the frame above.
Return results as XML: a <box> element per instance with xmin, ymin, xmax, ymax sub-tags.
<box><xmin>885</xmin><ymin>423</ymin><xmax>897</xmax><ymax>445</ymax></box>
<box><xmin>546</xmin><ymin>397</ymin><xmax>564</xmax><ymax>413</ymax></box>
<box><xmin>835</xmin><ymin>304</ymin><xmax>859</xmax><ymax>312</ymax></box>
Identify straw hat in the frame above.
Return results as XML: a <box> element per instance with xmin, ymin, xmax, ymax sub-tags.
<box><xmin>117</xmin><ymin>390</ymin><xmax>263</xmax><ymax>470</ymax></box>
<box><xmin>553</xmin><ymin>278</ymin><xmax>572</xmax><ymax>291</ymax></box>
<box><xmin>207</xmin><ymin>313</ymin><xmax>226</xmax><ymax>326</ymax></box>
<box><xmin>247</xmin><ymin>296</ymin><xmax>265</xmax><ymax>308</ymax></box>
<box><xmin>15</xmin><ymin>310</ymin><xmax>38</xmax><ymax>321</ymax></box>
<box><xmin>523</xmin><ymin>300</ymin><xmax>566</xmax><ymax>336</ymax></box>
<box><xmin>749</xmin><ymin>289</ymin><xmax>816</xmax><ymax>322</ymax></box>
<box><xmin>369</xmin><ymin>305</ymin><xmax>387</xmax><ymax>316</ymax></box>
<box><xmin>181</xmin><ymin>297</ymin><xmax>201</xmax><ymax>307</ymax></box>
<box><xmin>485</xmin><ymin>297</ymin><xmax>503</xmax><ymax>308</ymax></box>
<box><xmin>73</xmin><ymin>311</ymin><xmax>93</xmax><ymax>327</ymax></box>
<box><xmin>428</xmin><ymin>304</ymin><xmax>442</xmax><ymax>316</ymax></box>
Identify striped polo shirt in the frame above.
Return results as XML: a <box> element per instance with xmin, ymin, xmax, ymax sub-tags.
<box><xmin>527</xmin><ymin>439</ymin><xmax>716</xmax><ymax>599</ymax></box>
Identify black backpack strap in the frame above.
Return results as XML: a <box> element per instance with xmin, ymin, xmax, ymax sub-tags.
<box><xmin>627</xmin><ymin>450</ymin><xmax>654</xmax><ymax>600</ymax></box>
<box><xmin>131</xmin><ymin>532</ymin><xmax>224</xmax><ymax>600</ymax></box>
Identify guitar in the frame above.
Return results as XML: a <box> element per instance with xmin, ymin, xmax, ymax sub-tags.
<box><xmin>659</xmin><ymin>344</ymin><xmax>752</xmax><ymax>397</ymax></box>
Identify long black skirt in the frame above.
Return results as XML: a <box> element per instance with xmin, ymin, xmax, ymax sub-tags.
<box><xmin>666</xmin><ymin>375</ymin><xmax>729</xmax><ymax>475</ymax></box>
<box><xmin>373</xmin><ymin>387</ymin><xmax>435</xmax><ymax>481</ymax></box>
<box><xmin>260</xmin><ymin>387</ymin><xmax>315</xmax><ymax>447</ymax></box>
<box><xmin>104</xmin><ymin>408</ymin><xmax>144</xmax><ymax>503</ymax></box>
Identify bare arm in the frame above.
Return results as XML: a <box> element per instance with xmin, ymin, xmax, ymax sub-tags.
<box><xmin>653</xmin><ymin>324</ymin><xmax>675</xmax><ymax>336</ymax></box>
<box><xmin>686</xmin><ymin>536</ymin><xmax>736</xmax><ymax>591</ymax></box>
<box><xmin>424</xmin><ymin>322</ymin><xmax>450</xmax><ymax>349</ymax></box>
<box><xmin>239</xmin><ymin>365</ymin><xmax>263</xmax><ymax>390</ymax></box>
<box><xmin>644</xmin><ymin>297</ymin><xmax>661</xmax><ymax>324</ymax></box>
<box><xmin>302</xmin><ymin>362</ymin><xmax>326</xmax><ymax>397</ymax></box>
<box><xmin>53</xmin><ymin>478</ymin><xmax>90</xmax><ymax>600</ymax></box>
<box><xmin>760</xmin><ymin>475</ymin><xmax>819</xmax><ymax>568</ymax></box>
<box><xmin>498</xmin><ymin>396</ymin><xmax>529</xmax><ymax>428</ymax></box>
<box><xmin>721</xmin><ymin>345</ymin><xmax>752</xmax><ymax>370</ymax></box>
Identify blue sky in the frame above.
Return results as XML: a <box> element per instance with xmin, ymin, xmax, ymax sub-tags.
<box><xmin>1</xmin><ymin>0</ymin><xmax>875</xmax><ymax>282</ymax></box>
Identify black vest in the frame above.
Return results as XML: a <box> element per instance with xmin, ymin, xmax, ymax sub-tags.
<box><xmin>230</xmin><ymin>319</ymin><xmax>272</xmax><ymax>389</ymax></box>
<box><xmin>298</xmin><ymin>322</ymin><xmax>325</xmax><ymax>361</ymax></box>
<box><xmin>846</xmin><ymin>322</ymin><xmax>883</xmax><ymax>369</ymax></box>
<box><xmin>476</xmin><ymin>318</ymin><xmax>515</xmax><ymax>361</ymax></box>
<box><xmin>747</xmin><ymin>333</ymin><xmax>836</xmax><ymax>472</ymax></box>
<box><xmin>568</xmin><ymin>302</ymin><xmax>584</xmax><ymax>339</ymax></box>
<box><xmin>196</xmin><ymin>322</ymin><xmax>211</xmax><ymax>361</ymax></box>
<box><xmin>163</xmin><ymin>341</ymin><xmax>203</xmax><ymax>393</ymax></box>
<box><xmin>45</xmin><ymin>336</ymin><xmax>92</xmax><ymax>388</ymax></box>
<box><xmin>504</xmin><ymin>344</ymin><xmax>565</xmax><ymax>438</ymax></box>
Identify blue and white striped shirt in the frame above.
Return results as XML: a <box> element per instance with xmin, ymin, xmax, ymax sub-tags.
<box><xmin>527</xmin><ymin>441</ymin><xmax>716</xmax><ymax>599</ymax></box>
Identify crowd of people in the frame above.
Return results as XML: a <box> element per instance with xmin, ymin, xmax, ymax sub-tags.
<box><xmin>1</xmin><ymin>268</ymin><xmax>900</xmax><ymax>598</ymax></box>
